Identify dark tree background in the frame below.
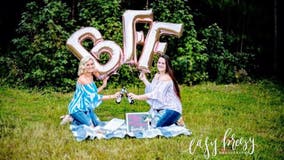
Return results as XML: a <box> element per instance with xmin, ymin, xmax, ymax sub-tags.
<box><xmin>0</xmin><ymin>0</ymin><xmax>29</xmax><ymax>53</ymax></box>
<box><xmin>0</xmin><ymin>0</ymin><xmax>283</xmax><ymax>88</ymax></box>
<box><xmin>187</xmin><ymin>0</ymin><xmax>283</xmax><ymax>80</ymax></box>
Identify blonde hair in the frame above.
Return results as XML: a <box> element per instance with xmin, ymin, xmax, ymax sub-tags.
<box><xmin>77</xmin><ymin>56</ymin><xmax>94</xmax><ymax>76</ymax></box>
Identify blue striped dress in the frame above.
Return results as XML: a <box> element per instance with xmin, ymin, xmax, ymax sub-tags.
<box><xmin>68</xmin><ymin>82</ymin><xmax>103</xmax><ymax>114</ymax></box>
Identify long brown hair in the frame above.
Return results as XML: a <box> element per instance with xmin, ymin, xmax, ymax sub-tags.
<box><xmin>159</xmin><ymin>54</ymin><xmax>181</xmax><ymax>100</ymax></box>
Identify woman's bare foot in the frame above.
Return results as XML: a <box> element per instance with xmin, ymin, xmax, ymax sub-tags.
<box><xmin>60</xmin><ymin>115</ymin><xmax>73</xmax><ymax>125</ymax></box>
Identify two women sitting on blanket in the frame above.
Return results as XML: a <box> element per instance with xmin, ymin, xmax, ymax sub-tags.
<box><xmin>61</xmin><ymin>55</ymin><xmax>184</xmax><ymax>128</ymax></box>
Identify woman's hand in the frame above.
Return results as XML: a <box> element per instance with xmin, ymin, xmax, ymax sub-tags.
<box><xmin>113</xmin><ymin>91</ymin><xmax>121</xmax><ymax>98</ymax></box>
<box><xmin>139</xmin><ymin>72</ymin><xmax>150</xmax><ymax>86</ymax></box>
<box><xmin>128</xmin><ymin>93</ymin><xmax>137</xmax><ymax>100</ymax></box>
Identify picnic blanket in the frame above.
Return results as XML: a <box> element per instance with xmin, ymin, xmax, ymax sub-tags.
<box><xmin>70</xmin><ymin>118</ymin><xmax>192</xmax><ymax>141</ymax></box>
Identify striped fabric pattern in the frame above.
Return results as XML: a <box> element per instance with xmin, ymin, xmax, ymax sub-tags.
<box><xmin>145</xmin><ymin>79</ymin><xmax>182</xmax><ymax>114</ymax></box>
<box><xmin>68</xmin><ymin>82</ymin><xmax>103</xmax><ymax>114</ymax></box>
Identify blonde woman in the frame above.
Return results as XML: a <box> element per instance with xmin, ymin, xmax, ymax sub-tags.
<box><xmin>61</xmin><ymin>56</ymin><xmax>120</xmax><ymax>127</ymax></box>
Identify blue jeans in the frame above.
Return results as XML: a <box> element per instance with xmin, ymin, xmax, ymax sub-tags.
<box><xmin>152</xmin><ymin>109</ymin><xmax>181</xmax><ymax>127</ymax></box>
<box><xmin>71</xmin><ymin>109</ymin><xmax>100</xmax><ymax>127</ymax></box>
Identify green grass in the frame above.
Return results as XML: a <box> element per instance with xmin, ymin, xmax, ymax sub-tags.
<box><xmin>0</xmin><ymin>80</ymin><xmax>283</xmax><ymax>159</ymax></box>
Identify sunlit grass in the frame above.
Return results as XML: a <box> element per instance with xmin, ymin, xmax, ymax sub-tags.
<box><xmin>0</xmin><ymin>80</ymin><xmax>283</xmax><ymax>159</ymax></box>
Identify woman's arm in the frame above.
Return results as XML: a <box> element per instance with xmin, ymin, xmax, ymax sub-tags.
<box><xmin>97</xmin><ymin>76</ymin><xmax>109</xmax><ymax>93</ymax></box>
<box><xmin>102</xmin><ymin>91</ymin><xmax>120</xmax><ymax>100</ymax></box>
<box><xmin>128</xmin><ymin>93</ymin><xmax>149</xmax><ymax>101</ymax></box>
<box><xmin>139</xmin><ymin>72</ymin><xmax>150</xmax><ymax>86</ymax></box>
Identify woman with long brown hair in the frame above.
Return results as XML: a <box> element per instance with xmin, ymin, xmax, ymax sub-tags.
<box><xmin>128</xmin><ymin>54</ymin><xmax>184</xmax><ymax>127</ymax></box>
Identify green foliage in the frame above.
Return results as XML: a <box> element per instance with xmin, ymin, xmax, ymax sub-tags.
<box><xmin>7</xmin><ymin>0</ymin><xmax>124</xmax><ymax>92</ymax></box>
<box><xmin>2</xmin><ymin>0</ymin><xmax>259</xmax><ymax>91</ymax></box>
<box><xmin>78</xmin><ymin>0</ymin><xmax>123</xmax><ymax>44</ymax></box>
<box><xmin>201</xmin><ymin>23</ymin><xmax>255</xmax><ymax>83</ymax></box>
<box><xmin>151</xmin><ymin>0</ymin><xmax>209</xmax><ymax>85</ymax></box>
<box><xmin>9</xmin><ymin>0</ymin><xmax>77</xmax><ymax>91</ymax></box>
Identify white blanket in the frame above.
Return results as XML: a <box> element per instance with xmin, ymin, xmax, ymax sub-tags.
<box><xmin>70</xmin><ymin>118</ymin><xmax>192</xmax><ymax>141</ymax></box>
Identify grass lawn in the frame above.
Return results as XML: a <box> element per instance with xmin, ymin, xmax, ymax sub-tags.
<box><xmin>0</xmin><ymin>80</ymin><xmax>283</xmax><ymax>159</ymax></box>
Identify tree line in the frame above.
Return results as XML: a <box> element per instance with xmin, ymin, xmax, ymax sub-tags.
<box><xmin>0</xmin><ymin>0</ymin><xmax>280</xmax><ymax>92</ymax></box>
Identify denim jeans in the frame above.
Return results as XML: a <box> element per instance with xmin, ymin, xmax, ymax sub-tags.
<box><xmin>71</xmin><ymin>109</ymin><xmax>100</xmax><ymax>127</ymax></box>
<box><xmin>151</xmin><ymin>109</ymin><xmax>181</xmax><ymax>127</ymax></box>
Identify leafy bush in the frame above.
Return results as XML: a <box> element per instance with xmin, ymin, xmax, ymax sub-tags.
<box><xmin>151</xmin><ymin>0</ymin><xmax>209</xmax><ymax>85</ymax></box>
<box><xmin>201</xmin><ymin>23</ymin><xmax>255</xmax><ymax>83</ymax></box>
<box><xmin>10</xmin><ymin>0</ymin><xmax>77</xmax><ymax>92</ymax></box>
